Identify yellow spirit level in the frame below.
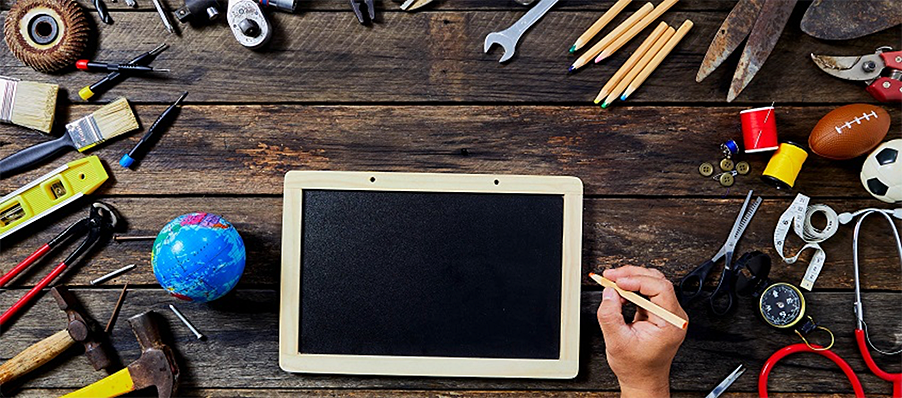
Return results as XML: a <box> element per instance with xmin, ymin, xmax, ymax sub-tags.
<box><xmin>0</xmin><ymin>156</ymin><xmax>108</xmax><ymax>240</ymax></box>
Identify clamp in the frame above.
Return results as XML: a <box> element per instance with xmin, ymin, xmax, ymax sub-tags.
<box><xmin>0</xmin><ymin>202</ymin><xmax>119</xmax><ymax>327</ymax></box>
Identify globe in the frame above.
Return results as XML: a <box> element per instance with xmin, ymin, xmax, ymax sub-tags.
<box><xmin>152</xmin><ymin>213</ymin><xmax>246</xmax><ymax>302</ymax></box>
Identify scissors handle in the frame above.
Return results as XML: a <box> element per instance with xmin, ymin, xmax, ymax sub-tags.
<box><xmin>709</xmin><ymin>265</ymin><xmax>738</xmax><ymax>315</ymax></box>
<box><xmin>679</xmin><ymin>259</ymin><xmax>717</xmax><ymax>302</ymax></box>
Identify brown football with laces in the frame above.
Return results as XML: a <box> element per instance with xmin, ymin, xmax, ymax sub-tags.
<box><xmin>809</xmin><ymin>104</ymin><xmax>891</xmax><ymax>160</ymax></box>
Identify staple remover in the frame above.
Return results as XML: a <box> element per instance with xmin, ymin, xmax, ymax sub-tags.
<box><xmin>811</xmin><ymin>46</ymin><xmax>902</xmax><ymax>103</ymax></box>
<box><xmin>0</xmin><ymin>202</ymin><xmax>119</xmax><ymax>327</ymax></box>
<box><xmin>350</xmin><ymin>0</ymin><xmax>374</xmax><ymax>23</ymax></box>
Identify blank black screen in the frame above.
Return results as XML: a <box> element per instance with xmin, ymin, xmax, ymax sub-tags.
<box><xmin>299</xmin><ymin>190</ymin><xmax>564</xmax><ymax>359</ymax></box>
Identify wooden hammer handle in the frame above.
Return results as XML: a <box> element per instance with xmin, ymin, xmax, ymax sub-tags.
<box><xmin>0</xmin><ymin>329</ymin><xmax>76</xmax><ymax>385</ymax></box>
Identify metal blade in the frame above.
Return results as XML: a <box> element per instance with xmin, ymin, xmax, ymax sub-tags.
<box><xmin>801</xmin><ymin>0</ymin><xmax>902</xmax><ymax>40</ymax></box>
<box><xmin>728</xmin><ymin>0</ymin><xmax>798</xmax><ymax>102</ymax></box>
<box><xmin>696</xmin><ymin>0</ymin><xmax>765</xmax><ymax>83</ymax></box>
<box><xmin>810</xmin><ymin>53</ymin><xmax>884</xmax><ymax>81</ymax></box>
<box><xmin>403</xmin><ymin>0</ymin><xmax>433</xmax><ymax>10</ymax></box>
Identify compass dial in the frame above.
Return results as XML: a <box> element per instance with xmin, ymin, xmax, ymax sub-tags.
<box><xmin>759</xmin><ymin>283</ymin><xmax>805</xmax><ymax>328</ymax></box>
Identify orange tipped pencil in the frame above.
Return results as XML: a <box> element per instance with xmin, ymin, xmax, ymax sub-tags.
<box><xmin>570</xmin><ymin>0</ymin><xmax>632</xmax><ymax>53</ymax></box>
<box><xmin>589</xmin><ymin>273</ymin><xmax>688</xmax><ymax>330</ymax></box>
<box><xmin>569</xmin><ymin>2</ymin><xmax>653</xmax><ymax>73</ymax></box>
<box><xmin>600</xmin><ymin>25</ymin><xmax>674</xmax><ymax>108</ymax></box>
<box><xmin>594</xmin><ymin>21</ymin><xmax>669</xmax><ymax>104</ymax></box>
<box><xmin>595</xmin><ymin>0</ymin><xmax>679</xmax><ymax>63</ymax></box>
<box><xmin>621</xmin><ymin>19</ymin><xmax>694</xmax><ymax>101</ymax></box>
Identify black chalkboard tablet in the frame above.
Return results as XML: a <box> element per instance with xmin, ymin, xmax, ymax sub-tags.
<box><xmin>280</xmin><ymin>172</ymin><xmax>582</xmax><ymax>378</ymax></box>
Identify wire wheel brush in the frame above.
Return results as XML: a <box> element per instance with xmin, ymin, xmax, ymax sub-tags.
<box><xmin>4</xmin><ymin>0</ymin><xmax>91</xmax><ymax>73</ymax></box>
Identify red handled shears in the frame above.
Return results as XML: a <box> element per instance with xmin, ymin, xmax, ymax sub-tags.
<box><xmin>811</xmin><ymin>46</ymin><xmax>902</xmax><ymax>103</ymax></box>
<box><xmin>0</xmin><ymin>202</ymin><xmax>118</xmax><ymax>327</ymax></box>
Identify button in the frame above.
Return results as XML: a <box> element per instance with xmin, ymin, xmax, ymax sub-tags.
<box><xmin>736</xmin><ymin>161</ymin><xmax>750</xmax><ymax>175</ymax></box>
<box><xmin>719</xmin><ymin>173</ymin><xmax>735</xmax><ymax>187</ymax></box>
<box><xmin>720</xmin><ymin>158</ymin><xmax>734</xmax><ymax>171</ymax></box>
<box><xmin>699</xmin><ymin>162</ymin><xmax>714</xmax><ymax>177</ymax></box>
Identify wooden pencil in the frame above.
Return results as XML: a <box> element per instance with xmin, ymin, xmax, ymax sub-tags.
<box><xmin>595</xmin><ymin>0</ymin><xmax>679</xmax><ymax>63</ymax></box>
<box><xmin>589</xmin><ymin>273</ymin><xmax>688</xmax><ymax>330</ymax></box>
<box><xmin>570</xmin><ymin>0</ymin><xmax>632</xmax><ymax>53</ymax></box>
<box><xmin>621</xmin><ymin>19</ymin><xmax>694</xmax><ymax>100</ymax></box>
<box><xmin>600</xmin><ymin>25</ymin><xmax>674</xmax><ymax>108</ymax></box>
<box><xmin>594</xmin><ymin>21</ymin><xmax>669</xmax><ymax>104</ymax></box>
<box><xmin>569</xmin><ymin>2</ymin><xmax>653</xmax><ymax>72</ymax></box>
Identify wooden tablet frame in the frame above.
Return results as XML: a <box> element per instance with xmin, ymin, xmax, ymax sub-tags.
<box><xmin>279</xmin><ymin>171</ymin><xmax>583</xmax><ymax>378</ymax></box>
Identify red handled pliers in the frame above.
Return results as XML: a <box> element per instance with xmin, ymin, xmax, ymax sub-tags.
<box><xmin>811</xmin><ymin>46</ymin><xmax>902</xmax><ymax>103</ymax></box>
<box><xmin>0</xmin><ymin>202</ymin><xmax>118</xmax><ymax>327</ymax></box>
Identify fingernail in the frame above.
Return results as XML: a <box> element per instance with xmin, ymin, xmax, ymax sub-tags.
<box><xmin>603</xmin><ymin>287</ymin><xmax>616</xmax><ymax>301</ymax></box>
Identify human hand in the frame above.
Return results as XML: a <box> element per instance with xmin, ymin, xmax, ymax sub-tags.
<box><xmin>596</xmin><ymin>266</ymin><xmax>688</xmax><ymax>398</ymax></box>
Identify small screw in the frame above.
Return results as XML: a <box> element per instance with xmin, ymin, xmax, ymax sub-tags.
<box><xmin>863</xmin><ymin>61</ymin><xmax>877</xmax><ymax>72</ymax></box>
<box><xmin>895</xmin><ymin>56</ymin><xmax>901</xmax><ymax>63</ymax></box>
<box><xmin>170</xmin><ymin>304</ymin><xmax>205</xmax><ymax>340</ymax></box>
<box><xmin>884</xmin><ymin>81</ymin><xmax>892</xmax><ymax>89</ymax></box>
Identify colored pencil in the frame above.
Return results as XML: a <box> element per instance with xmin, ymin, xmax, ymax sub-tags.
<box><xmin>569</xmin><ymin>2</ymin><xmax>653</xmax><ymax>72</ymax></box>
<box><xmin>595</xmin><ymin>21</ymin><xmax>669</xmax><ymax>104</ymax></box>
<box><xmin>595</xmin><ymin>0</ymin><xmax>679</xmax><ymax>63</ymax></box>
<box><xmin>621</xmin><ymin>19</ymin><xmax>694</xmax><ymax>100</ymax></box>
<box><xmin>569</xmin><ymin>0</ymin><xmax>632</xmax><ymax>53</ymax></box>
<box><xmin>600</xmin><ymin>25</ymin><xmax>674</xmax><ymax>108</ymax></box>
<box><xmin>589</xmin><ymin>273</ymin><xmax>688</xmax><ymax>330</ymax></box>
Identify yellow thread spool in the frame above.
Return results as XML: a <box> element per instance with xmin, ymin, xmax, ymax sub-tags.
<box><xmin>762</xmin><ymin>142</ymin><xmax>808</xmax><ymax>189</ymax></box>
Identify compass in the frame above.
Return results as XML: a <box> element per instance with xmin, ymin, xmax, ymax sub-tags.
<box><xmin>758</xmin><ymin>282</ymin><xmax>806</xmax><ymax>328</ymax></box>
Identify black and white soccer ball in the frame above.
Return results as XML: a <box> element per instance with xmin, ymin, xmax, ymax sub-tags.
<box><xmin>861</xmin><ymin>139</ymin><xmax>902</xmax><ymax>203</ymax></box>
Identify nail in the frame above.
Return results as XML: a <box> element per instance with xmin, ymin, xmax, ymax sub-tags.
<box><xmin>169</xmin><ymin>304</ymin><xmax>204</xmax><ymax>340</ymax></box>
<box><xmin>91</xmin><ymin>264</ymin><xmax>137</xmax><ymax>285</ymax></box>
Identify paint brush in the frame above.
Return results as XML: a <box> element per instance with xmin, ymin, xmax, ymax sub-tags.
<box><xmin>0</xmin><ymin>77</ymin><xmax>59</xmax><ymax>134</ymax></box>
<box><xmin>0</xmin><ymin>98</ymin><xmax>139</xmax><ymax>178</ymax></box>
<box><xmin>589</xmin><ymin>273</ymin><xmax>688</xmax><ymax>329</ymax></box>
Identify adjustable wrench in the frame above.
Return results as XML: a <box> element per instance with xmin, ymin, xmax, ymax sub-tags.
<box><xmin>484</xmin><ymin>0</ymin><xmax>558</xmax><ymax>63</ymax></box>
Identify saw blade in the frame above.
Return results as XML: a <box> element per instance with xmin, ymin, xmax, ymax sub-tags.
<box><xmin>728</xmin><ymin>0</ymin><xmax>798</xmax><ymax>102</ymax></box>
<box><xmin>801</xmin><ymin>0</ymin><xmax>902</xmax><ymax>40</ymax></box>
<box><xmin>696</xmin><ymin>0</ymin><xmax>765</xmax><ymax>83</ymax></box>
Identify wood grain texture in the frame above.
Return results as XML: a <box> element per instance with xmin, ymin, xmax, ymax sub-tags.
<box><xmin>0</xmin><ymin>197</ymin><xmax>898</xmax><ymax>290</ymax></box>
<box><xmin>0</xmin><ymin>8</ymin><xmax>896</xmax><ymax>103</ymax></box>
<box><xmin>2</xmin><ymin>289</ymin><xmax>899</xmax><ymax>394</ymax></box>
<box><xmin>1</xmin><ymin>105</ymin><xmax>898</xmax><ymax>196</ymax></box>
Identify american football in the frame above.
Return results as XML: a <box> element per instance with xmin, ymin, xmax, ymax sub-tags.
<box><xmin>808</xmin><ymin>104</ymin><xmax>890</xmax><ymax>160</ymax></box>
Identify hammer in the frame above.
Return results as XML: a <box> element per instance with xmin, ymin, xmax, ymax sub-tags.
<box><xmin>62</xmin><ymin>311</ymin><xmax>179</xmax><ymax>398</ymax></box>
<box><xmin>0</xmin><ymin>286</ymin><xmax>114</xmax><ymax>385</ymax></box>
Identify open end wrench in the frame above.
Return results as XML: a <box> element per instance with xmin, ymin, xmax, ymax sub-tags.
<box><xmin>484</xmin><ymin>0</ymin><xmax>559</xmax><ymax>63</ymax></box>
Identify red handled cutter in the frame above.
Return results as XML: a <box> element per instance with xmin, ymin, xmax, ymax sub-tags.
<box><xmin>811</xmin><ymin>46</ymin><xmax>902</xmax><ymax>103</ymax></box>
<box><xmin>0</xmin><ymin>202</ymin><xmax>118</xmax><ymax>327</ymax></box>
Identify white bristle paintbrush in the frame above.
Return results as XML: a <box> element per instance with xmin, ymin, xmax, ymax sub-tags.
<box><xmin>0</xmin><ymin>98</ymin><xmax>139</xmax><ymax>178</ymax></box>
<box><xmin>0</xmin><ymin>76</ymin><xmax>59</xmax><ymax>133</ymax></box>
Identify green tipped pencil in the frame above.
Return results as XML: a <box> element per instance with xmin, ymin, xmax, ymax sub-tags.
<box><xmin>594</xmin><ymin>21</ymin><xmax>668</xmax><ymax>105</ymax></box>
<box><xmin>601</xmin><ymin>25</ymin><xmax>674</xmax><ymax>108</ymax></box>
<box><xmin>570</xmin><ymin>0</ymin><xmax>631</xmax><ymax>54</ymax></box>
<box><xmin>621</xmin><ymin>19</ymin><xmax>693</xmax><ymax>101</ymax></box>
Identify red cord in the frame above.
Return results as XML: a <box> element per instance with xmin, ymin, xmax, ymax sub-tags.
<box><xmin>856</xmin><ymin>329</ymin><xmax>902</xmax><ymax>398</ymax></box>
<box><xmin>758</xmin><ymin>343</ymin><xmax>865</xmax><ymax>398</ymax></box>
<box><xmin>0</xmin><ymin>244</ymin><xmax>51</xmax><ymax>287</ymax></box>
<box><xmin>0</xmin><ymin>260</ymin><xmax>68</xmax><ymax>327</ymax></box>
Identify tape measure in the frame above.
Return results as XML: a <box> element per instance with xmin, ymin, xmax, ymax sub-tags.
<box><xmin>773</xmin><ymin>193</ymin><xmax>838</xmax><ymax>290</ymax></box>
<box><xmin>0</xmin><ymin>156</ymin><xmax>108</xmax><ymax>239</ymax></box>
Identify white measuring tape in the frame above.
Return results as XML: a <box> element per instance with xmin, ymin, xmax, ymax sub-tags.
<box><xmin>774</xmin><ymin>194</ymin><xmax>839</xmax><ymax>290</ymax></box>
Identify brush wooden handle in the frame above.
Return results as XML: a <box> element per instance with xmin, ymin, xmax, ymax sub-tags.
<box><xmin>0</xmin><ymin>136</ymin><xmax>73</xmax><ymax>179</ymax></box>
<box><xmin>0</xmin><ymin>329</ymin><xmax>77</xmax><ymax>385</ymax></box>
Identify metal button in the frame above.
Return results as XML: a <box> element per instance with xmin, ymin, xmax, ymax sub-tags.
<box><xmin>699</xmin><ymin>162</ymin><xmax>714</xmax><ymax>177</ymax></box>
<box><xmin>720</xmin><ymin>158</ymin><xmax>734</xmax><ymax>171</ymax></box>
<box><xmin>736</xmin><ymin>161</ymin><xmax>750</xmax><ymax>175</ymax></box>
<box><xmin>719</xmin><ymin>173</ymin><xmax>735</xmax><ymax>187</ymax></box>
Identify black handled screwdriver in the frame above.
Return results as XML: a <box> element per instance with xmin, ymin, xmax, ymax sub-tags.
<box><xmin>76</xmin><ymin>60</ymin><xmax>170</xmax><ymax>73</ymax></box>
<box><xmin>119</xmin><ymin>92</ymin><xmax>188</xmax><ymax>168</ymax></box>
<box><xmin>79</xmin><ymin>44</ymin><xmax>169</xmax><ymax>100</ymax></box>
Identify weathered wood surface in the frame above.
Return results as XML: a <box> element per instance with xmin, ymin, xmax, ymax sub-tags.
<box><xmin>1</xmin><ymin>105</ymin><xmax>899</xmax><ymax>196</ymax></box>
<box><xmin>8</xmin><ymin>390</ymin><xmax>885</xmax><ymax>398</ymax></box>
<box><xmin>2</xmin><ymin>289</ymin><xmax>900</xmax><ymax>395</ymax></box>
<box><xmin>0</xmin><ymin>6</ymin><xmax>897</xmax><ymax>103</ymax></box>
<box><xmin>0</xmin><ymin>197</ymin><xmax>899</xmax><ymax>290</ymax></box>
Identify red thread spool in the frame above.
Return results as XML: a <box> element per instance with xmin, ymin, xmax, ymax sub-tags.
<box><xmin>741</xmin><ymin>106</ymin><xmax>779</xmax><ymax>153</ymax></box>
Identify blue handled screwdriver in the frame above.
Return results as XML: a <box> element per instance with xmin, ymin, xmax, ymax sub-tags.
<box><xmin>119</xmin><ymin>92</ymin><xmax>188</xmax><ymax>169</ymax></box>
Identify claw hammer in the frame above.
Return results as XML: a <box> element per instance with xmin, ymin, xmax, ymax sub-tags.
<box><xmin>0</xmin><ymin>286</ymin><xmax>114</xmax><ymax>385</ymax></box>
<box><xmin>63</xmin><ymin>311</ymin><xmax>179</xmax><ymax>398</ymax></box>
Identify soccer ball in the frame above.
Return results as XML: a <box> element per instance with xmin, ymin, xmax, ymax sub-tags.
<box><xmin>861</xmin><ymin>139</ymin><xmax>902</xmax><ymax>203</ymax></box>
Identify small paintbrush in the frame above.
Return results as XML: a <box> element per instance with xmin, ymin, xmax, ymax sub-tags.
<box><xmin>0</xmin><ymin>77</ymin><xmax>59</xmax><ymax>133</ymax></box>
<box><xmin>0</xmin><ymin>98</ymin><xmax>139</xmax><ymax>178</ymax></box>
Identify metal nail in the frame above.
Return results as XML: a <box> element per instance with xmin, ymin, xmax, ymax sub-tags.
<box><xmin>91</xmin><ymin>264</ymin><xmax>137</xmax><ymax>285</ymax></box>
<box><xmin>169</xmin><ymin>304</ymin><xmax>204</xmax><ymax>340</ymax></box>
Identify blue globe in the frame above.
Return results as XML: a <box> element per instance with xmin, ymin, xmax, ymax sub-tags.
<box><xmin>152</xmin><ymin>213</ymin><xmax>246</xmax><ymax>302</ymax></box>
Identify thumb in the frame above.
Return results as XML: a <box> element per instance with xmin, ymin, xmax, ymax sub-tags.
<box><xmin>597</xmin><ymin>287</ymin><xmax>627</xmax><ymax>339</ymax></box>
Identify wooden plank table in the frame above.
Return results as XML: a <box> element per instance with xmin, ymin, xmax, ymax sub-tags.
<box><xmin>1</xmin><ymin>0</ymin><xmax>900</xmax><ymax>396</ymax></box>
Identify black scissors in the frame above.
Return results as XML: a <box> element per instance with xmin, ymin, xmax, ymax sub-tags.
<box><xmin>679</xmin><ymin>190</ymin><xmax>761</xmax><ymax>315</ymax></box>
